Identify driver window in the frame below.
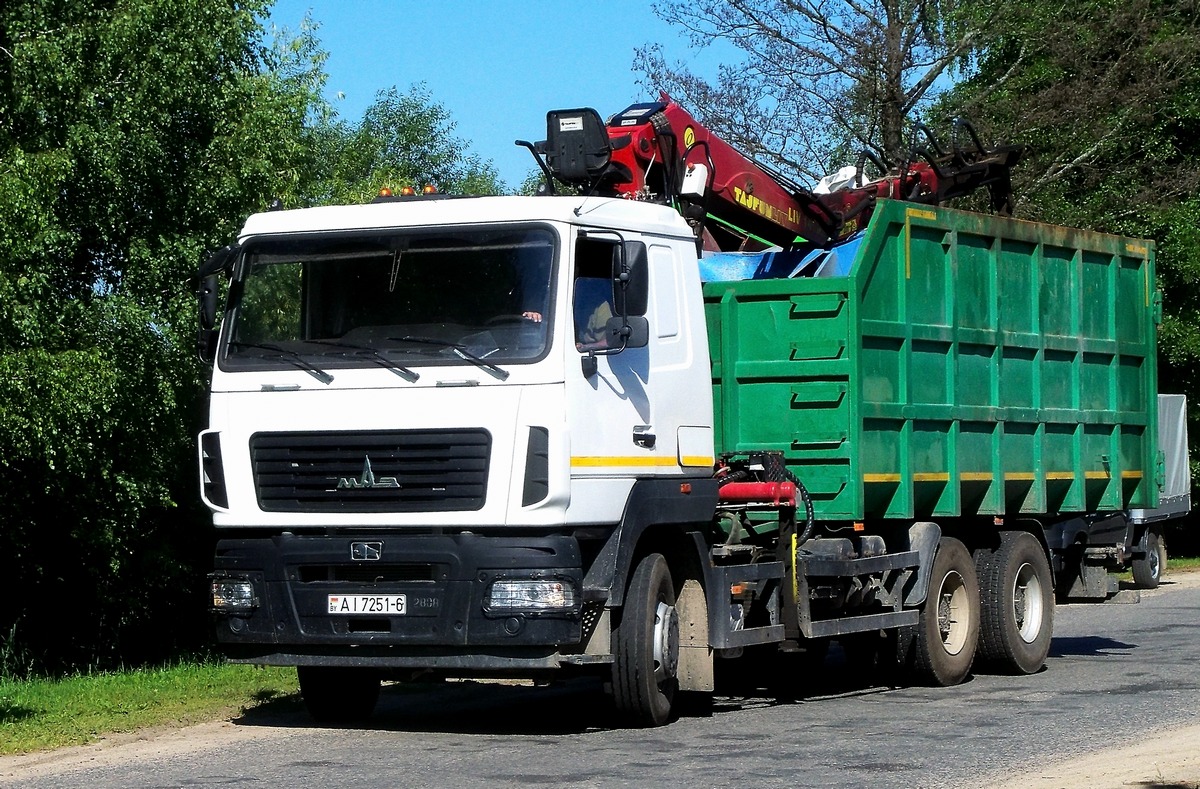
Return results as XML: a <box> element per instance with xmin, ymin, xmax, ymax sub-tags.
<box><xmin>574</xmin><ymin>239</ymin><xmax>615</xmax><ymax>351</ymax></box>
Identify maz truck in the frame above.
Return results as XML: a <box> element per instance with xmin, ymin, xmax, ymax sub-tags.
<box><xmin>199</xmin><ymin>100</ymin><xmax>1189</xmax><ymax>726</ymax></box>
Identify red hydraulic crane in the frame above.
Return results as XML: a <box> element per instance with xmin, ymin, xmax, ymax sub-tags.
<box><xmin>519</xmin><ymin>94</ymin><xmax>1023</xmax><ymax>254</ymax></box>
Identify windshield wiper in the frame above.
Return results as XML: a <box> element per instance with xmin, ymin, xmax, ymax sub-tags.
<box><xmin>391</xmin><ymin>335</ymin><xmax>510</xmax><ymax>381</ymax></box>
<box><xmin>301</xmin><ymin>339</ymin><xmax>419</xmax><ymax>383</ymax></box>
<box><xmin>227</xmin><ymin>341</ymin><xmax>334</xmax><ymax>385</ymax></box>
<box><xmin>451</xmin><ymin>346</ymin><xmax>510</xmax><ymax>381</ymax></box>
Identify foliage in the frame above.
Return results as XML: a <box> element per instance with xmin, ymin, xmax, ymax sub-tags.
<box><xmin>940</xmin><ymin>0</ymin><xmax>1200</xmax><ymax>224</ymax></box>
<box><xmin>0</xmin><ymin>662</ymin><xmax>298</xmax><ymax>755</ymax></box>
<box><xmin>516</xmin><ymin>168</ymin><xmax>548</xmax><ymax>196</ymax></box>
<box><xmin>0</xmin><ymin>2</ymin><xmax>503</xmax><ymax>677</ymax></box>
<box><xmin>636</xmin><ymin>0</ymin><xmax>1011</xmax><ymax>181</ymax></box>
<box><xmin>0</xmin><ymin>299</ymin><xmax>205</xmax><ymax>673</ymax></box>
<box><xmin>0</xmin><ymin>0</ymin><xmax>324</xmax><ymax>675</ymax></box>
<box><xmin>304</xmin><ymin>84</ymin><xmax>505</xmax><ymax>204</ymax></box>
<box><xmin>938</xmin><ymin>0</ymin><xmax>1200</xmax><ymax>480</ymax></box>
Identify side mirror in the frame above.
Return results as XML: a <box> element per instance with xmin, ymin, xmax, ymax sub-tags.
<box><xmin>613</xmin><ymin>241</ymin><xmax>648</xmax><ymax>317</ymax></box>
<box><xmin>196</xmin><ymin>244</ymin><xmax>238</xmax><ymax>363</ymax></box>
<box><xmin>606</xmin><ymin>315</ymin><xmax>649</xmax><ymax>349</ymax></box>
<box><xmin>580</xmin><ymin>314</ymin><xmax>650</xmax><ymax>378</ymax></box>
<box><xmin>199</xmin><ymin>274</ymin><xmax>219</xmax><ymax>331</ymax></box>
<box><xmin>197</xmin><ymin>274</ymin><xmax>220</xmax><ymax>362</ymax></box>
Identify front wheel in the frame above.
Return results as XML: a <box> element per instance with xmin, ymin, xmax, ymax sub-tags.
<box><xmin>612</xmin><ymin>553</ymin><xmax>679</xmax><ymax>726</ymax></box>
<box><xmin>976</xmin><ymin>531</ymin><xmax>1054</xmax><ymax>674</ymax></box>
<box><xmin>297</xmin><ymin>666</ymin><xmax>381</xmax><ymax>723</ymax></box>
<box><xmin>912</xmin><ymin>537</ymin><xmax>980</xmax><ymax>686</ymax></box>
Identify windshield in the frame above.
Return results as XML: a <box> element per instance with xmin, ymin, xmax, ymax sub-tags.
<box><xmin>222</xmin><ymin>226</ymin><xmax>555</xmax><ymax>374</ymax></box>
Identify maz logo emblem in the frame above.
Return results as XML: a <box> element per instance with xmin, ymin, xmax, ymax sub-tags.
<box><xmin>337</xmin><ymin>456</ymin><xmax>400</xmax><ymax>490</ymax></box>
<box><xmin>350</xmin><ymin>542</ymin><xmax>382</xmax><ymax>561</ymax></box>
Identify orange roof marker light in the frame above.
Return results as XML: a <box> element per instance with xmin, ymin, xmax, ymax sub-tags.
<box><xmin>370</xmin><ymin>184</ymin><xmax>445</xmax><ymax>203</ymax></box>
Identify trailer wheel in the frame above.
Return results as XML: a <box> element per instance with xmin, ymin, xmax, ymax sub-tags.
<box><xmin>612</xmin><ymin>552</ymin><xmax>678</xmax><ymax>726</ymax></box>
<box><xmin>912</xmin><ymin>537</ymin><xmax>980</xmax><ymax>686</ymax></box>
<box><xmin>297</xmin><ymin>666</ymin><xmax>381</xmax><ymax>723</ymax></box>
<box><xmin>1131</xmin><ymin>529</ymin><xmax>1165</xmax><ymax>589</ymax></box>
<box><xmin>976</xmin><ymin>532</ymin><xmax>1054</xmax><ymax>674</ymax></box>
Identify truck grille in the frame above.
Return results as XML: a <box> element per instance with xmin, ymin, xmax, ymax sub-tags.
<box><xmin>251</xmin><ymin>430</ymin><xmax>490</xmax><ymax>513</ymax></box>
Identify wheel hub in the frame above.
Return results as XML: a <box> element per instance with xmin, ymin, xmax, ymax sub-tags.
<box><xmin>1012</xmin><ymin>561</ymin><xmax>1045</xmax><ymax>643</ymax></box>
<box><xmin>652</xmin><ymin>600</ymin><xmax>680</xmax><ymax>684</ymax></box>
<box><xmin>937</xmin><ymin>569</ymin><xmax>970</xmax><ymax>656</ymax></box>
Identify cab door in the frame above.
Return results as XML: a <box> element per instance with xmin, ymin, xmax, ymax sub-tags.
<box><xmin>564</xmin><ymin>232</ymin><xmax>713</xmax><ymax>493</ymax></box>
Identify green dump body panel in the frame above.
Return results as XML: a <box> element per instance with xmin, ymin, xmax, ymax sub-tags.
<box><xmin>704</xmin><ymin>200</ymin><xmax>1160</xmax><ymax>521</ymax></box>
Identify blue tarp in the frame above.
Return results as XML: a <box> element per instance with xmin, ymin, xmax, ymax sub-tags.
<box><xmin>698</xmin><ymin>232</ymin><xmax>865</xmax><ymax>282</ymax></box>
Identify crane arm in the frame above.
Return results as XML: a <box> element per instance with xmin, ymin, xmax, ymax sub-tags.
<box><xmin>527</xmin><ymin>94</ymin><xmax>1022</xmax><ymax>254</ymax></box>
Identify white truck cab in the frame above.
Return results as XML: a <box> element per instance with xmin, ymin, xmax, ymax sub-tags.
<box><xmin>202</xmin><ymin>194</ymin><xmax>722</xmax><ymax>721</ymax></box>
<box><xmin>202</xmin><ymin>195</ymin><xmax>714</xmax><ymax>530</ymax></box>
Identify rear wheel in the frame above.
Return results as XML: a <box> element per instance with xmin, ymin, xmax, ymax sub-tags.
<box><xmin>612</xmin><ymin>553</ymin><xmax>678</xmax><ymax>726</ymax></box>
<box><xmin>1132</xmin><ymin>529</ymin><xmax>1166</xmax><ymax>589</ymax></box>
<box><xmin>976</xmin><ymin>532</ymin><xmax>1054</xmax><ymax>674</ymax></box>
<box><xmin>297</xmin><ymin>666</ymin><xmax>381</xmax><ymax>723</ymax></box>
<box><xmin>912</xmin><ymin>537</ymin><xmax>980</xmax><ymax>686</ymax></box>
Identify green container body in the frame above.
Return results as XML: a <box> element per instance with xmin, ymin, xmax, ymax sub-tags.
<box><xmin>704</xmin><ymin>199</ymin><xmax>1161</xmax><ymax>521</ymax></box>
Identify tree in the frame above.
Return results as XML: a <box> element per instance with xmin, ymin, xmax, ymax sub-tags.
<box><xmin>305</xmin><ymin>84</ymin><xmax>504</xmax><ymax>205</ymax></box>
<box><xmin>938</xmin><ymin>0</ymin><xmax>1200</xmax><ymax>488</ymax></box>
<box><xmin>0</xmin><ymin>0</ymin><xmax>326</xmax><ymax>675</ymax></box>
<box><xmin>0</xmin><ymin>2</ymin><xmax>507</xmax><ymax>675</ymax></box>
<box><xmin>637</xmin><ymin>0</ymin><xmax>1008</xmax><ymax>182</ymax></box>
<box><xmin>940</xmin><ymin>0</ymin><xmax>1200</xmax><ymax>226</ymax></box>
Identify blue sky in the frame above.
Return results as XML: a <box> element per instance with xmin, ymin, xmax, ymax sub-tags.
<box><xmin>267</xmin><ymin>1</ymin><xmax>736</xmax><ymax>190</ymax></box>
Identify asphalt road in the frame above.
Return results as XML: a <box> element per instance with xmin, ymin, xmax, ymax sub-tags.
<box><xmin>4</xmin><ymin>575</ymin><xmax>1199</xmax><ymax>789</ymax></box>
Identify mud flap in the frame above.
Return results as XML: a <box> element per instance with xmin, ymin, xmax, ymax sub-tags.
<box><xmin>903</xmin><ymin>521</ymin><xmax>942</xmax><ymax>607</ymax></box>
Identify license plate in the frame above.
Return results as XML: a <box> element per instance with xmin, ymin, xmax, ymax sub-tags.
<box><xmin>327</xmin><ymin>594</ymin><xmax>406</xmax><ymax>615</ymax></box>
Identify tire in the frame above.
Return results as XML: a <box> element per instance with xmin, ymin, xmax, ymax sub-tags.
<box><xmin>612</xmin><ymin>553</ymin><xmax>678</xmax><ymax>726</ymax></box>
<box><xmin>297</xmin><ymin>666</ymin><xmax>381</xmax><ymax>723</ymax></box>
<box><xmin>1132</xmin><ymin>529</ymin><xmax>1165</xmax><ymax>589</ymax></box>
<box><xmin>912</xmin><ymin>537</ymin><xmax>980</xmax><ymax>686</ymax></box>
<box><xmin>976</xmin><ymin>532</ymin><xmax>1054</xmax><ymax>674</ymax></box>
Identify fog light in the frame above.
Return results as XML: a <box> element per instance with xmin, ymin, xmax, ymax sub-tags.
<box><xmin>211</xmin><ymin>579</ymin><xmax>257</xmax><ymax>611</ymax></box>
<box><xmin>486</xmin><ymin>580</ymin><xmax>576</xmax><ymax>611</ymax></box>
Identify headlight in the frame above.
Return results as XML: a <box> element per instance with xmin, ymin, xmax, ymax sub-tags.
<box><xmin>211</xmin><ymin>579</ymin><xmax>257</xmax><ymax>611</ymax></box>
<box><xmin>486</xmin><ymin>579</ymin><xmax>576</xmax><ymax>612</ymax></box>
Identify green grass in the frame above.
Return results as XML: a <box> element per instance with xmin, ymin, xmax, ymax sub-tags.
<box><xmin>0</xmin><ymin>662</ymin><xmax>298</xmax><ymax>756</ymax></box>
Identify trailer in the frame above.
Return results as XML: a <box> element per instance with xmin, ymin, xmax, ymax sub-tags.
<box><xmin>200</xmin><ymin>102</ymin><xmax>1188</xmax><ymax>726</ymax></box>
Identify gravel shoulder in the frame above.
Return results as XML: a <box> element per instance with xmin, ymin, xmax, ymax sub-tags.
<box><xmin>983</xmin><ymin>569</ymin><xmax>1200</xmax><ymax>789</ymax></box>
<box><xmin>984</xmin><ymin>722</ymin><xmax>1200</xmax><ymax>789</ymax></box>
<box><xmin>0</xmin><ymin>720</ymin><xmax>303</xmax><ymax>785</ymax></box>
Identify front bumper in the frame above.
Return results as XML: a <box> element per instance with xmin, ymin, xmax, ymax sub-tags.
<box><xmin>211</xmin><ymin>532</ymin><xmax>586</xmax><ymax>668</ymax></box>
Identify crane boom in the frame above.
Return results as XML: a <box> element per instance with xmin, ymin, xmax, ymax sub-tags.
<box><xmin>525</xmin><ymin>94</ymin><xmax>1023</xmax><ymax>254</ymax></box>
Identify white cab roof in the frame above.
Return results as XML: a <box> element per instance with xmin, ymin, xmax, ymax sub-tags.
<box><xmin>239</xmin><ymin>195</ymin><xmax>694</xmax><ymax>241</ymax></box>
